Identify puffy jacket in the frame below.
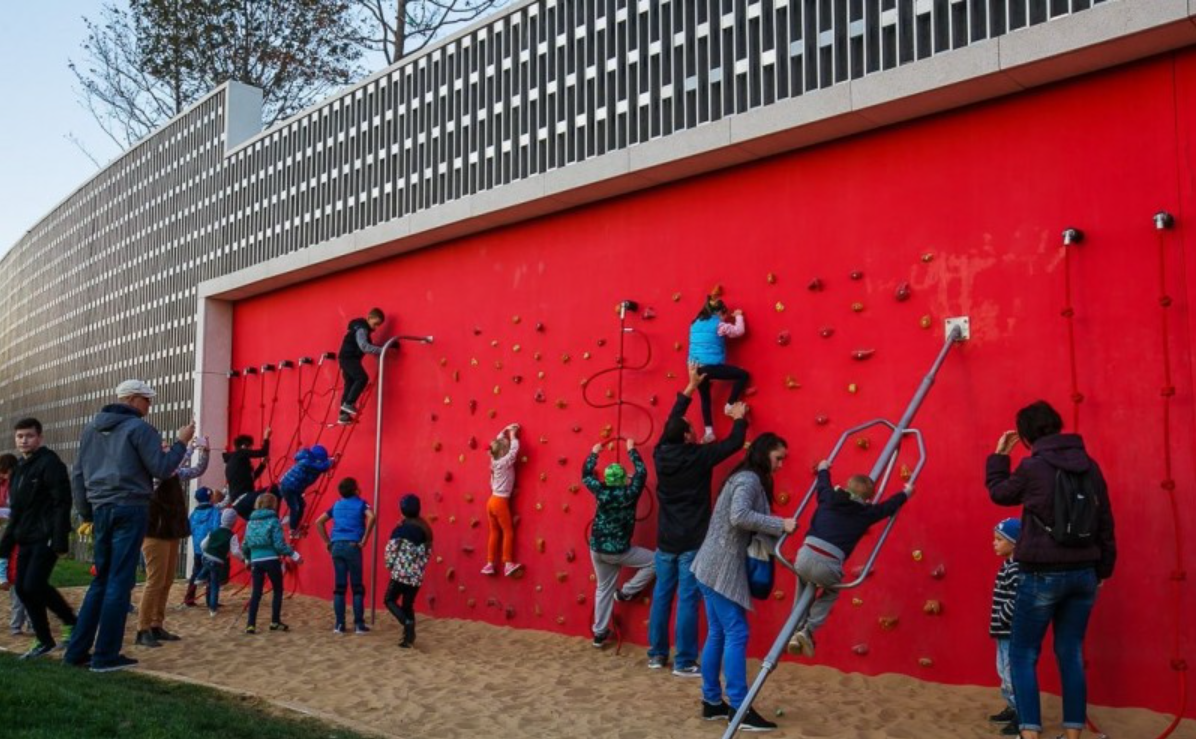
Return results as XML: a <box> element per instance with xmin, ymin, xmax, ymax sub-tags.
<box><xmin>0</xmin><ymin>447</ymin><xmax>72</xmax><ymax>557</ymax></box>
<box><xmin>243</xmin><ymin>509</ymin><xmax>294</xmax><ymax>563</ymax></box>
<box><xmin>582</xmin><ymin>449</ymin><xmax>648</xmax><ymax>554</ymax></box>
<box><xmin>688</xmin><ymin>316</ymin><xmax>726</xmax><ymax>366</ymax></box>
<box><xmin>279</xmin><ymin>446</ymin><xmax>331</xmax><ymax>496</ymax></box>
<box><xmin>189</xmin><ymin>503</ymin><xmax>220</xmax><ymax>553</ymax></box>
<box><xmin>986</xmin><ymin>433</ymin><xmax>1116</xmax><ymax>579</ymax></box>
<box><xmin>72</xmin><ymin>404</ymin><xmax>187</xmax><ymax>521</ymax></box>
<box><xmin>654</xmin><ymin>393</ymin><xmax>747</xmax><ymax>554</ymax></box>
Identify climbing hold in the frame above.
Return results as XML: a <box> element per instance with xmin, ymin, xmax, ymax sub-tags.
<box><xmin>487</xmin><ymin>409</ymin><xmax>497</xmax><ymax>419</ymax></box>
<box><xmin>444</xmin><ymin>471</ymin><xmax>453</xmax><ymax>482</ymax></box>
<box><xmin>562</xmin><ymin>503</ymin><xmax>570</xmax><ymax>513</ymax></box>
<box><xmin>582</xmin><ymin>351</ymin><xmax>592</xmax><ymax>360</ymax></box>
<box><xmin>435</xmin><ymin>555</ymin><xmax>444</xmax><ymax>564</ymax></box>
<box><xmin>512</xmin><ymin>315</ymin><xmax>521</xmax><ymax>324</ymax></box>
<box><xmin>537</xmin><ymin>371</ymin><xmax>546</xmax><ymax>380</ymax></box>
<box><xmin>564</xmin><ymin>548</ymin><xmax>576</xmax><ymax>563</ymax></box>
<box><xmin>439</xmin><ymin>357</ymin><xmax>449</xmax><ymax>366</ymax></box>
<box><xmin>600</xmin><ymin>424</ymin><xmax>614</xmax><ymax>439</ymax></box>
<box><xmin>766</xmin><ymin>272</ymin><xmax>777</xmax><ymax>284</ymax></box>
<box><xmin>538</xmin><ymin>435</ymin><xmax>548</xmax><ymax>444</ymax></box>
<box><xmin>512</xmin><ymin>375</ymin><xmax>523</xmax><ymax>385</ymax></box>
<box><xmin>556</xmin><ymin>616</ymin><xmax>566</xmax><ymax>625</ymax></box>
<box><xmin>851</xmin><ymin>302</ymin><xmax>865</xmax><ymax>313</ymax></box>
<box><xmin>743</xmin><ymin>386</ymin><xmax>758</xmax><ymax>398</ymax></box>
<box><xmin>490</xmin><ymin>340</ymin><xmax>500</xmax><ymax>348</ymax></box>
<box><xmin>851</xmin><ymin>349</ymin><xmax>876</xmax><ymax>361</ymax></box>
<box><xmin>494</xmin><ymin>360</ymin><xmax>504</xmax><ymax>369</ymax></box>
<box><xmin>555</xmin><ymin>399</ymin><xmax>567</xmax><ymax>409</ymax></box>
<box><xmin>538</xmin><ymin>472</ymin><xmax>548</xmax><ymax>482</ymax></box>
<box><xmin>851</xmin><ymin>597</ymin><xmax>863</xmax><ymax>607</ymax></box>
<box><xmin>899</xmin><ymin>464</ymin><xmax>913</xmax><ymax>481</ymax></box>
<box><xmin>462</xmin><ymin>544</ymin><xmax>475</xmax><ymax>554</ymax></box>
<box><xmin>470</xmin><ymin>358</ymin><xmax>479</xmax><ymax>366</ymax></box>
<box><xmin>427</xmin><ymin>595</ymin><xmax>437</xmax><ymax>609</ymax></box>
<box><xmin>446</xmin><ymin>567</ymin><xmax>456</xmax><ymax>581</ymax></box>
<box><xmin>534</xmin><ymin>351</ymin><xmax>542</xmax><ymax>361</ymax></box>
<box><xmin>568</xmin><ymin>484</ymin><xmax>580</xmax><ymax>493</ymax></box>
<box><xmin>930</xmin><ymin>564</ymin><xmax>946</xmax><ymax>580</ymax></box>
<box><xmin>879</xmin><ymin>616</ymin><xmax>900</xmax><ymax>631</ymax></box>
<box><xmin>467</xmin><ymin>597</ymin><xmax>476</xmax><ymax>608</ymax></box>
<box><xmin>473</xmin><ymin>326</ymin><xmax>483</xmax><ymax>336</ymax></box>
<box><xmin>513</xmin><ymin>344</ymin><xmax>522</xmax><ymax>353</ymax></box>
<box><xmin>467</xmin><ymin>399</ymin><xmax>477</xmax><ymax>415</ymax></box>
<box><xmin>666</xmin><ymin>371</ymin><xmax>676</xmax><ymax>379</ymax></box>
<box><xmin>777</xmin><ymin>330</ymin><xmax>791</xmax><ymax>346</ymax></box>
<box><xmin>520</xmin><ymin>456</ymin><xmax>529</xmax><ymax>463</ymax></box>
<box><xmin>777</xmin><ymin>492</ymin><xmax>790</xmax><ymax>505</ymax></box>
<box><xmin>604</xmin><ymin>389</ymin><xmax>614</xmax><ymax>399</ymax></box>
<box><xmin>850</xmin><ymin>270</ymin><xmax>863</xmax><ymax>280</ymax></box>
<box><xmin>921</xmin><ymin>252</ymin><xmax>934</xmax><ymax>263</ymax></box>
<box><xmin>673</xmin><ymin>341</ymin><xmax>684</xmax><ymax>351</ymax></box>
<box><xmin>642</xmin><ymin>307</ymin><xmax>657</xmax><ymax>320</ymax></box>
<box><xmin>775</xmin><ymin>301</ymin><xmax>785</xmax><ymax>312</ymax></box>
<box><xmin>533</xmin><ymin>603</ymin><xmax>543</xmax><ymax>616</ymax></box>
<box><xmin>533</xmin><ymin>389</ymin><xmax>546</xmax><ymax>403</ymax></box>
<box><xmin>469</xmin><ymin>517</ymin><xmax>480</xmax><ymax>529</ymax></box>
<box><xmin>535</xmin><ymin>537</ymin><xmax>546</xmax><ymax>552</ymax></box>
<box><xmin>443</xmin><ymin>396</ymin><xmax>452</xmax><ymax>405</ymax></box>
<box><xmin>852</xmin><ymin>643</ymin><xmax>870</xmax><ymax>656</ymax></box>
<box><xmin>808</xmin><ymin>278</ymin><xmax>824</xmax><ymax>291</ymax></box>
<box><xmin>710</xmin><ymin>284</ymin><xmax>723</xmax><ymax>297</ymax></box>
<box><xmin>556</xmin><ymin>572</ymin><xmax>568</xmax><ymax>583</ymax></box>
<box><xmin>432</xmin><ymin>441</ymin><xmax>443</xmax><ymax>452</ymax></box>
<box><xmin>895</xmin><ymin>282</ymin><xmax>912</xmax><ymax>302</ymax></box>
<box><xmin>576</xmin><ymin>594</ymin><xmax>587</xmax><ymax>605</ymax></box>
<box><xmin>536</xmin><ymin>321</ymin><xmax>545</xmax><ymax>332</ymax></box>
<box><xmin>815</xmin><ymin>415</ymin><xmax>829</xmax><ymax>426</ymax></box>
<box><xmin>785</xmin><ymin>376</ymin><xmax>801</xmax><ymax>390</ymax></box>
<box><xmin>535</xmin><ymin>501</ymin><xmax>544</xmax><ymax>510</ymax></box>
<box><xmin>464</xmin><ymin>493</ymin><xmax>474</xmax><ymax>503</ymax></box>
<box><xmin>430</xmin><ymin>413</ymin><xmax>438</xmax><ymax>422</ymax></box>
<box><xmin>448</xmin><ymin>515</ymin><xmax>456</xmax><ymax>524</ymax></box>
<box><xmin>855</xmin><ymin>436</ymin><xmax>869</xmax><ymax>450</ymax></box>
<box><xmin>468</xmin><ymin>436</ymin><xmax>478</xmax><ymax>450</ymax></box>
<box><xmin>589</xmin><ymin>573</ymin><xmax>596</xmax><ymax>582</ymax></box>
<box><xmin>557</xmin><ymin>456</ymin><xmax>568</xmax><ymax>466</ymax></box>
<box><xmin>648</xmin><ymin>395</ymin><xmax>658</xmax><ymax>406</ymax></box>
<box><xmin>922</xmin><ymin>600</ymin><xmax>942</xmax><ymax>615</ymax></box>
<box><xmin>458</xmin><ymin>454</ymin><xmax>466</xmax><ymax>464</ymax></box>
<box><xmin>596</xmin><ymin>338</ymin><xmax>606</xmax><ymax>348</ymax></box>
<box><xmin>848</xmin><ymin>383</ymin><xmax>859</xmax><ymax>394</ymax></box>
<box><xmin>819</xmin><ymin>327</ymin><xmax>834</xmax><ymax>339</ymax></box>
<box><xmin>772</xmin><ymin>590</ymin><xmax>786</xmax><ymax>600</ymax></box>
<box><xmin>911</xmin><ymin>549</ymin><xmax>923</xmax><ymax>561</ymax></box>
<box><xmin>561</xmin><ymin>353</ymin><xmax>571</xmax><ymax>363</ymax></box>
<box><xmin>452</xmin><ymin>370</ymin><xmax>460</xmax><ymax>382</ymax></box>
<box><xmin>672</xmin><ymin>292</ymin><xmax>681</xmax><ymax>302</ymax></box>
<box><xmin>535</xmin><ymin>584</ymin><xmax>543</xmax><ymax>593</ymax></box>
<box><xmin>571</xmin><ymin>425</ymin><xmax>582</xmax><ymax>433</ymax></box>
<box><xmin>918</xmin><ymin>657</ymin><xmax>934</xmax><ymax>668</ymax></box>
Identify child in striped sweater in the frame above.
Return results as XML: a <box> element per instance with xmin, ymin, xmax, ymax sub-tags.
<box><xmin>989</xmin><ymin>517</ymin><xmax>1022</xmax><ymax>736</ymax></box>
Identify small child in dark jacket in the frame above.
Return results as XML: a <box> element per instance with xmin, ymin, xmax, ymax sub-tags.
<box><xmin>279</xmin><ymin>445</ymin><xmax>333</xmax><ymax>534</ymax></box>
<box><xmin>383</xmin><ymin>494</ymin><xmax>433</xmax><ymax>648</ymax></box>
<box><xmin>200</xmin><ymin>508</ymin><xmax>243</xmax><ymax>616</ymax></box>
<box><xmin>988</xmin><ymin>518</ymin><xmax>1023</xmax><ymax>735</ymax></box>
<box><xmin>787</xmin><ymin>460</ymin><xmax>913</xmax><ymax>658</ymax></box>
<box><xmin>224</xmin><ymin>430</ymin><xmax>271</xmax><ymax>515</ymax></box>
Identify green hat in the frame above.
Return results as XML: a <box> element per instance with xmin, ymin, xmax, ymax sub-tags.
<box><xmin>603</xmin><ymin>463</ymin><xmax>626</xmax><ymax>487</ymax></box>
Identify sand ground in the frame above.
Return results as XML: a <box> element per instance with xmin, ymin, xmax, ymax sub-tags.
<box><xmin>0</xmin><ymin>585</ymin><xmax>1190</xmax><ymax>739</ymax></box>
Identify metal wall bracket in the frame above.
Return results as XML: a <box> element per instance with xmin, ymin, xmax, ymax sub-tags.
<box><xmin>945</xmin><ymin>316</ymin><xmax>970</xmax><ymax>341</ymax></box>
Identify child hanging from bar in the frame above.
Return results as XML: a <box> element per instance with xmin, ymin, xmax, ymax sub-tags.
<box><xmin>338</xmin><ymin>308</ymin><xmax>391</xmax><ymax>425</ymax></box>
<box><xmin>279</xmin><ymin>444</ymin><xmax>334</xmax><ymax>538</ymax></box>
<box><xmin>225</xmin><ymin>429</ymin><xmax>271</xmax><ymax>518</ymax></box>
<box><xmin>482</xmin><ymin>423</ymin><xmax>522</xmax><ymax>577</ymax></box>
<box><xmin>383</xmin><ymin>494</ymin><xmax>433</xmax><ymax>648</ymax></box>
<box><xmin>687</xmin><ymin>295</ymin><xmax>748</xmax><ymax>443</ymax></box>
<box><xmin>787</xmin><ymin>460</ymin><xmax>914</xmax><ymax>658</ymax></box>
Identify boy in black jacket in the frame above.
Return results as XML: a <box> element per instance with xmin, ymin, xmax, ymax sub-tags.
<box><xmin>224</xmin><ymin>430</ymin><xmax>271</xmax><ymax>517</ymax></box>
<box><xmin>338</xmin><ymin>308</ymin><xmax>388</xmax><ymax>424</ymax></box>
<box><xmin>0</xmin><ymin>418</ymin><xmax>78</xmax><ymax>658</ymax></box>
<box><xmin>787</xmin><ymin>459</ymin><xmax>913</xmax><ymax>658</ymax></box>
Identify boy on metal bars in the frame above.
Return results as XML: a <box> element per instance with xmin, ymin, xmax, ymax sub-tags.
<box><xmin>338</xmin><ymin>308</ymin><xmax>392</xmax><ymax>424</ymax></box>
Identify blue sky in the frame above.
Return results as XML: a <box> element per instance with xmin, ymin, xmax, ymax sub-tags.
<box><xmin>0</xmin><ymin>1</ymin><xmax>120</xmax><ymax>255</ymax></box>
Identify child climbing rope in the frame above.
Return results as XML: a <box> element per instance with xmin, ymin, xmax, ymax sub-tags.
<box><xmin>988</xmin><ymin>517</ymin><xmax>1023</xmax><ymax>736</ymax></box>
<box><xmin>687</xmin><ymin>296</ymin><xmax>748</xmax><ymax>443</ymax></box>
<box><xmin>583</xmin><ymin>438</ymin><xmax>654</xmax><ymax>649</ymax></box>
<box><xmin>338</xmin><ymin>308</ymin><xmax>390</xmax><ymax>424</ymax></box>
<box><xmin>314</xmin><ymin>478</ymin><xmax>377</xmax><ymax>635</ymax></box>
<box><xmin>224</xmin><ymin>430</ymin><xmax>271</xmax><ymax>517</ymax></box>
<box><xmin>243</xmin><ymin>493</ymin><xmax>300</xmax><ymax>634</ymax></box>
<box><xmin>278</xmin><ymin>445</ymin><xmax>334</xmax><ymax>536</ymax></box>
<box><xmin>787</xmin><ymin>460</ymin><xmax>913</xmax><ymax>658</ymax></box>
<box><xmin>383</xmin><ymin>494</ymin><xmax>433</xmax><ymax>649</ymax></box>
<box><xmin>200</xmin><ymin>508</ymin><xmax>242</xmax><ymax>616</ymax></box>
<box><xmin>482</xmin><ymin>423</ymin><xmax>522</xmax><ymax>577</ymax></box>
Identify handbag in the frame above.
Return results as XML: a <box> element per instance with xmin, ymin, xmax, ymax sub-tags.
<box><xmin>745</xmin><ymin>535</ymin><xmax>775</xmax><ymax>600</ymax></box>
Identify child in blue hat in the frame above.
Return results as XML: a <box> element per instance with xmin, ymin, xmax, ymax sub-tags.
<box><xmin>989</xmin><ymin>517</ymin><xmax>1023</xmax><ymax>735</ymax></box>
<box><xmin>278</xmin><ymin>445</ymin><xmax>334</xmax><ymax>537</ymax></box>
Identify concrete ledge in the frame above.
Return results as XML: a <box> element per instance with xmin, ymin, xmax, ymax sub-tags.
<box><xmin>732</xmin><ymin>83</ymin><xmax>873</xmax><ymax>157</ymax></box>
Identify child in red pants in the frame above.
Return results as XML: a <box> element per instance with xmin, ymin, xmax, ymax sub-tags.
<box><xmin>481</xmin><ymin>424</ymin><xmax>522</xmax><ymax>577</ymax></box>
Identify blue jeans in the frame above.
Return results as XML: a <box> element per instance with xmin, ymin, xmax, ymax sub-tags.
<box><xmin>995</xmin><ymin>637</ymin><xmax>1015</xmax><ymax>711</ymax></box>
<box><xmin>206</xmin><ymin>561</ymin><xmax>227</xmax><ymax>611</ymax></box>
<box><xmin>65</xmin><ymin>504</ymin><xmax>148</xmax><ymax>667</ymax></box>
<box><xmin>331</xmin><ymin>542</ymin><xmax>365</xmax><ymax>628</ymax></box>
<box><xmin>647</xmin><ymin>549</ymin><xmax>701</xmax><ymax>668</ymax></box>
<box><xmin>698</xmin><ymin>582</ymin><xmax>750</xmax><ymax>708</ymax></box>
<box><xmin>282</xmin><ymin>485</ymin><xmax>305</xmax><ymax>530</ymax></box>
<box><xmin>1010</xmin><ymin>568</ymin><xmax>1098</xmax><ymax>732</ymax></box>
<box><xmin>247</xmin><ymin>559</ymin><xmax>284</xmax><ymax>627</ymax></box>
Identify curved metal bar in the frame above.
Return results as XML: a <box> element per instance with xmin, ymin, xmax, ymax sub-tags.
<box><xmin>369</xmin><ymin>336</ymin><xmax>400</xmax><ymax>624</ymax></box>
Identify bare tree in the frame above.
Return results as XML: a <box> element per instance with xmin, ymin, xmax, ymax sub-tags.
<box><xmin>72</xmin><ymin>0</ymin><xmax>363</xmax><ymax>148</ymax></box>
<box><xmin>354</xmin><ymin>0</ymin><xmax>508</xmax><ymax>66</ymax></box>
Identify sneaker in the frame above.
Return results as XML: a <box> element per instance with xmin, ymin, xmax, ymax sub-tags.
<box><xmin>90</xmin><ymin>655</ymin><xmax>138</xmax><ymax>673</ymax></box>
<box><xmin>614</xmin><ymin>589</ymin><xmax>634</xmax><ymax>603</ymax></box>
<box><xmin>209</xmin><ymin>609</ymin><xmax>218</xmax><ymax>618</ymax></box>
<box><xmin>701</xmin><ymin>700</ymin><xmax>732</xmax><ymax>721</ymax></box>
<box><xmin>354</xmin><ymin>624</ymin><xmax>369</xmax><ymax>634</ymax></box>
<box><xmin>647</xmin><ymin>655</ymin><xmax>668</xmax><ymax>670</ymax></box>
<box><xmin>672</xmin><ymin>664</ymin><xmax>701</xmax><ymax>678</ymax></box>
<box><xmin>333</xmin><ymin>624</ymin><xmax>345</xmax><ymax>635</ymax></box>
<box><xmin>790</xmin><ymin>628</ymin><xmax>815</xmax><ymax>658</ymax></box>
<box><xmin>592</xmin><ymin>630</ymin><xmax>610</xmax><ymax>649</ymax></box>
<box><xmin>21</xmin><ymin>641</ymin><xmax>56</xmax><ymax>660</ymax></box>
<box><xmin>134</xmin><ymin>630</ymin><xmax>161</xmax><ymax>648</ymax></box>
<box><xmin>245</xmin><ymin>625</ymin><xmax>257</xmax><ymax>635</ymax></box>
<box><xmin>63</xmin><ymin>653</ymin><xmax>92</xmax><ymax>668</ymax></box>
<box><xmin>480</xmin><ymin>562</ymin><xmax>496</xmax><ymax>576</ymax></box>
<box><xmin>270</xmin><ymin>622</ymin><xmax>290</xmax><ymax>632</ymax></box>
<box><xmin>151</xmin><ymin>627</ymin><xmax>180</xmax><ymax>642</ymax></box>
<box><xmin>701</xmin><ymin>429</ymin><xmax>716</xmax><ymax>444</ymax></box>
<box><xmin>398</xmin><ymin>640</ymin><xmax>413</xmax><ymax>649</ymax></box>
<box><xmin>739</xmin><ymin>706</ymin><xmax>778</xmax><ymax>732</ymax></box>
<box><xmin>999</xmin><ymin>722</ymin><xmax>1021</xmax><ymax>736</ymax></box>
<box><xmin>988</xmin><ymin>707</ymin><xmax>1017</xmax><ymax>723</ymax></box>
<box><xmin>340</xmin><ymin>404</ymin><xmax>358</xmax><ymax>417</ymax></box>
<box><xmin>504</xmin><ymin>562</ymin><xmax>523</xmax><ymax>577</ymax></box>
<box><xmin>337</xmin><ymin>413</ymin><xmax>353</xmax><ymax>425</ymax></box>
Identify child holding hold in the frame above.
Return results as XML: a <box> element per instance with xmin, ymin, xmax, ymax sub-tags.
<box><xmin>988</xmin><ymin>518</ymin><xmax>1023</xmax><ymax>736</ymax></box>
<box><xmin>787</xmin><ymin>460</ymin><xmax>913</xmax><ymax>658</ymax></box>
<box><xmin>482</xmin><ymin>423</ymin><xmax>522</xmax><ymax>577</ymax></box>
<box><xmin>224</xmin><ymin>430</ymin><xmax>271</xmax><ymax>517</ymax></box>
<box><xmin>242</xmin><ymin>493</ymin><xmax>300</xmax><ymax>633</ymax></box>
<box><xmin>278</xmin><ymin>444</ymin><xmax>333</xmax><ymax>536</ymax></box>
<box><xmin>687</xmin><ymin>297</ymin><xmax>748</xmax><ymax>443</ymax></box>
<box><xmin>200</xmin><ymin>508</ymin><xmax>243</xmax><ymax>616</ymax></box>
<box><xmin>383</xmin><ymin>494</ymin><xmax>433</xmax><ymax>648</ymax></box>
<box><xmin>338</xmin><ymin>308</ymin><xmax>391</xmax><ymax>424</ymax></box>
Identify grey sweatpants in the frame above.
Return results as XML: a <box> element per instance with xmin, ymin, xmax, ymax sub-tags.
<box><xmin>794</xmin><ymin>545</ymin><xmax>845</xmax><ymax>633</ymax></box>
<box><xmin>591</xmin><ymin>546</ymin><xmax>656</xmax><ymax>635</ymax></box>
<box><xmin>9</xmin><ymin>587</ymin><xmax>27</xmax><ymax>633</ymax></box>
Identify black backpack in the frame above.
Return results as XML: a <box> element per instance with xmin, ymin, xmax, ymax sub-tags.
<box><xmin>1033</xmin><ymin>469</ymin><xmax>1099</xmax><ymax>547</ymax></box>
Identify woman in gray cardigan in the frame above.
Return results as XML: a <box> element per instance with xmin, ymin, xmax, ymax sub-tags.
<box><xmin>692</xmin><ymin>432</ymin><xmax>795</xmax><ymax>732</ymax></box>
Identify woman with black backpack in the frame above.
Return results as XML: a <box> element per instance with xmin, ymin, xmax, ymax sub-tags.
<box><xmin>986</xmin><ymin>400</ymin><xmax>1117</xmax><ymax>739</ymax></box>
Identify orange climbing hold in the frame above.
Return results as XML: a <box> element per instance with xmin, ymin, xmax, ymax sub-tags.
<box><xmin>851</xmin><ymin>302</ymin><xmax>865</xmax><ymax>313</ymax></box>
<box><xmin>879</xmin><ymin>616</ymin><xmax>900</xmax><ymax>631</ymax></box>
<box><xmin>555</xmin><ymin>572</ymin><xmax>568</xmax><ymax>583</ymax></box>
<box><xmin>923</xmin><ymin>600</ymin><xmax>943</xmax><ymax>615</ymax></box>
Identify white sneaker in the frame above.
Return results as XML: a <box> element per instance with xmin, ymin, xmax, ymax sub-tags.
<box><xmin>701</xmin><ymin>429</ymin><xmax>716</xmax><ymax>444</ymax></box>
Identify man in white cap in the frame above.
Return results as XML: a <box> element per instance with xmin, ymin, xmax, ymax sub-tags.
<box><xmin>64</xmin><ymin>380</ymin><xmax>195</xmax><ymax>672</ymax></box>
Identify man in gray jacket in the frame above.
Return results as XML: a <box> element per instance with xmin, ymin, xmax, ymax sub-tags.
<box><xmin>64</xmin><ymin>380</ymin><xmax>194</xmax><ymax>673</ymax></box>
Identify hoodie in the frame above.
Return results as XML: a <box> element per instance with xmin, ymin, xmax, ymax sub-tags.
<box><xmin>72</xmin><ymin>404</ymin><xmax>188</xmax><ymax>522</ymax></box>
<box><xmin>0</xmin><ymin>446</ymin><xmax>73</xmax><ymax>557</ymax></box>
<box><xmin>653</xmin><ymin>392</ymin><xmax>747</xmax><ymax>554</ymax></box>
<box><xmin>986</xmin><ymin>433</ymin><xmax>1116</xmax><ymax>579</ymax></box>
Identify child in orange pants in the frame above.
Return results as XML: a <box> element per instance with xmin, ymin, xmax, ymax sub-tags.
<box><xmin>482</xmin><ymin>424</ymin><xmax>522</xmax><ymax>577</ymax></box>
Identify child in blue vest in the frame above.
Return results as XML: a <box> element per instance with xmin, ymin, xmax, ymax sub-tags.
<box><xmin>242</xmin><ymin>493</ymin><xmax>301</xmax><ymax>633</ymax></box>
<box><xmin>687</xmin><ymin>297</ymin><xmax>748</xmax><ymax>443</ymax></box>
<box><xmin>279</xmin><ymin>445</ymin><xmax>333</xmax><ymax>536</ymax></box>
<box><xmin>315</xmin><ymin>478</ymin><xmax>377</xmax><ymax>634</ymax></box>
<box><xmin>383</xmin><ymin>494</ymin><xmax>433</xmax><ymax>648</ymax></box>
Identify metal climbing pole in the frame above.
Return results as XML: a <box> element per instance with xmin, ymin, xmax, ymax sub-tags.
<box><xmin>722</xmin><ymin>318</ymin><xmax>969</xmax><ymax>738</ymax></box>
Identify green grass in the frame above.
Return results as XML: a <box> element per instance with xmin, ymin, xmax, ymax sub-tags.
<box><xmin>0</xmin><ymin>652</ymin><xmax>371</xmax><ymax>739</ymax></box>
<box><xmin>48</xmin><ymin>557</ymin><xmax>95</xmax><ymax>588</ymax></box>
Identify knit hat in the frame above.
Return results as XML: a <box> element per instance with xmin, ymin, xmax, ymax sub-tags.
<box><xmin>995</xmin><ymin>517</ymin><xmax>1021</xmax><ymax>543</ymax></box>
<box><xmin>400</xmin><ymin>494</ymin><xmax>421</xmax><ymax>518</ymax></box>
<box><xmin>195</xmin><ymin>487</ymin><xmax>212</xmax><ymax>504</ymax></box>
<box><xmin>603</xmin><ymin>463</ymin><xmax>626</xmax><ymax>487</ymax></box>
<box><xmin>220</xmin><ymin>508</ymin><xmax>239</xmax><ymax>527</ymax></box>
<box><xmin>309</xmin><ymin>444</ymin><xmax>329</xmax><ymax>462</ymax></box>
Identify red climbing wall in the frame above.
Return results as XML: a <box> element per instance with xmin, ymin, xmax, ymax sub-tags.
<box><xmin>228</xmin><ymin>50</ymin><xmax>1196</xmax><ymax>716</ymax></box>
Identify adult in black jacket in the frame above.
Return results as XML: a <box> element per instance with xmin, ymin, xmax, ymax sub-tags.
<box><xmin>0</xmin><ymin>418</ymin><xmax>77</xmax><ymax>658</ymax></box>
<box><xmin>986</xmin><ymin>400</ymin><xmax>1116</xmax><ymax>739</ymax></box>
<box><xmin>338</xmin><ymin>307</ymin><xmax>389</xmax><ymax>424</ymax></box>
<box><xmin>646</xmin><ymin>365</ymin><xmax>748</xmax><ymax>674</ymax></box>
